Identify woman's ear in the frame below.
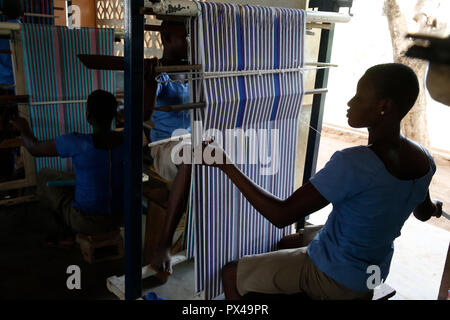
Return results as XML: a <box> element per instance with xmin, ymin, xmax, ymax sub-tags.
<box><xmin>378</xmin><ymin>98</ymin><xmax>395</xmax><ymax>116</ymax></box>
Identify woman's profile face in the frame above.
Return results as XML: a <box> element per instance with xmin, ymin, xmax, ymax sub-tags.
<box><xmin>346</xmin><ymin>75</ymin><xmax>380</xmax><ymax>128</ymax></box>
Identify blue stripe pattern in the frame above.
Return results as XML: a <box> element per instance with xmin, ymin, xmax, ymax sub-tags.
<box><xmin>190</xmin><ymin>2</ymin><xmax>306</xmax><ymax>299</ymax></box>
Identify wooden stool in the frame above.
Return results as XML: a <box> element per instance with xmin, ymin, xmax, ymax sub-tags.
<box><xmin>76</xmin><ymin>230</ymin><xmax>124</xmax><ymax>264</ymax></box>
<box><xmin>245</xmin><ymin>283</ymin><xmax>396</xmax><ymax>300</ymax></box>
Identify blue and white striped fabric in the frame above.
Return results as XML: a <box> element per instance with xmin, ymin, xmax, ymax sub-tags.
<box><xmin>190</xmin><ymin>2</ymin><xmax>305</xmax><ymax>299</ymax></box>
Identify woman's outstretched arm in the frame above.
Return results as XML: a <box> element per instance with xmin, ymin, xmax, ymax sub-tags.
<box><xmin>201</xmin><ymin>142</ymin><xmax>329</xmax><ymax>228</ymax></box>
<box><xmin>220</xmin><ymin>163</ymin><xmax>329</xmax><ymax>228</ymax></box>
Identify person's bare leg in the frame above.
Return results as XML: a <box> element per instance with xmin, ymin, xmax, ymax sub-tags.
<box><xmin>222</xmin><ymin>261</ymin><xmax>244</xmax><ymax>300</ymax></box>
<box><xmin>148</xmin><ymin>163</ymin><xmax>192</xmax><ymax>275</ymax></box>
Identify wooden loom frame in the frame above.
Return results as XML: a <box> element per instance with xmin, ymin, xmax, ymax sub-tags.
<box><xmin>0</xmin><ymin>24</ymin><xmax>37</xmax><ymax>206</ymax></box>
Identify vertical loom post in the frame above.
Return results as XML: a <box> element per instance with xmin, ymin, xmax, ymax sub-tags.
<box><xmin>124</xmin><ymin>0</ymin><xmax>144</xmax><ymax>300</ymax></box>
<box><xmin>4</xmin><ymin>29</ymin><xmax>37</xmax><ymax>190</ymax></box>
<box><xmin>302</xmin><ymin>25</ymin><xmax>335</xmax><ymax>184</ymax></box>
<box><xmin>300</xmin><ymin>1</ymin><xmax>348</xmax><ymax>230</ymax></box>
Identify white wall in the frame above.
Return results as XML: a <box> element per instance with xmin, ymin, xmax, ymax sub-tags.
<box><xmin>323</xmin><ymin>0</ymin><xmax>450</xmax><ymax>152</ymax></box>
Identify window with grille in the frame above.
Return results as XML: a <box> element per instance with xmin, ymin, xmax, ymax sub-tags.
<box><xmin>95</xmin><ymin>0</ymin><xmax>163</xmax><ymax>58</ymax></box>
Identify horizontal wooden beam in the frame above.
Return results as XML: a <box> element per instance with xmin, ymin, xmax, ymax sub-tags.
<box><xmin>77</xmin><ymin>54</ymin><xmax>201</xmax><ymax>73</ymax></box>
<box><xmin>144</xmin><ymin>24</ymin><xmax>185</xmax><ymax>33</ymax></box>
<box><xmin>154</xmin><ymin>102</ymin><xmax>205</xmax><ymax>112</ymax></box>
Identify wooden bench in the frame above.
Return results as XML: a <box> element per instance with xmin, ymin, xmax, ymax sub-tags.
<box><xmin>245</xmin><ymin>283</ymin><xmax>396</xmax><ymax>300</ymax></box>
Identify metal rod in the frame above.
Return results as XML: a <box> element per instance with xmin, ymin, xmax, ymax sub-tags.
<box><xmin>160</xmin><ymin>62</ymin><xmax>337</xmax><ymax>78</ymax></box>
<box><xmin>156</xmin><ymin>66</ymin><xmax>336</xmax><ymax>83</ymax></box>
<box><xmin>0</xmin><ymin>11</ymin><xmax>56</xmax><ymax>19</ymax></box>
<box><xmin>158</xmin><ymin>64</ymin><xmax>202</xmax><ymax>72</ymax></box>
<box><xmin>304</xmin><ymin>62</ymin><xmax>338</xmax><ymax>67</ymax></box>
<box><xmin>305</xmin><ymin>88</ymin><xmax>328</xmax><ymax>95</ymax></box>
<box><xmin>143</xmin><ymin>0</ymin><xmax>352</xmax><ymax>23</ymax></box>
<box><xmin>23</xmin><ymin>13</ymin><xmax>56</xmax><ymax>19</ymax></box>
<box><xmin>19</xmin><ymin>99</ymin><xmax>86</xmax><ymax>106</ymax></box>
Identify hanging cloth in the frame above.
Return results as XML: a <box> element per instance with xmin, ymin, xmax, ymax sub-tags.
<box><xmin>189</xmin><ymin>1</ymin><xmax>306</xmax><ymax>299</ymax></box>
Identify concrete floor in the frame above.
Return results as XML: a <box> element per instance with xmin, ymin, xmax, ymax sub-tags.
<box><xmin>2</xmin><ymin>198</ymin><xmax>448</xmax><ymax>300</ymax></box>
<box><xmin>0</xmin><ymin>201</ymin><xmax>125</xmax><ymax>300</ymax></box>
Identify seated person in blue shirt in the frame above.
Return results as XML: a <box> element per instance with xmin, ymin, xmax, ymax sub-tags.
<box><xmin>201</xmin><ymin>63</ymin><xmax>446</xmax><ymax>300</ymax></box>
<box><xmin>10</xmin><ymin>90</ymin><xmax>124</xmax><ymax>245</ymax></box>
<box><xmin>142</xmin><ymin>20</ymin><xmax>192</xmax><ymax>275</ymax></box>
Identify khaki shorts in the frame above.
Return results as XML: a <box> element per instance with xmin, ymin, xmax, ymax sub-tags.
<box><xmin>236</xmin><ymin>246</ymin><xmax>373</xmax><ymax>300</ymax></box>
<box><xmin>150</xmin><ymin>138</ymin><xmax>191</xmax><ymax>182</ymax></box>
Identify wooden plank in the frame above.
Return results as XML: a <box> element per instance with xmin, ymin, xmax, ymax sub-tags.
<box><xmin>77</xmin><ymin>54</ymin><xmax>202</xmax><ymax>73</ymax></box>
<box><xmin>0</xmin><ymin>176</ymin><xmax>35</xmax><ymax>191</ymax></box>
<box><xmin>0</xmin><ymin>195</ymin><xmax>37</xmax><ymax>206</ymax></box>
<box><xmin>155</xmin><ymin>102</ymin><xmax>205</xmax><ymax>112</ymax></box>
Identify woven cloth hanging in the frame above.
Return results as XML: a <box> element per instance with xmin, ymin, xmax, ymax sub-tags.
<box><xmin>20</xmin><ymin>24</ymin><xmax>115</xmax><ymax>172</ymax></box>
<box><xmin>189</xmin><ymin>1</ymin><xmax>306</xmax><ymax>299</ymax></box>
<box><xmin>0</xmin><ymin>0</ymin><xmax>54</xmax><ymax>25</ymax></box>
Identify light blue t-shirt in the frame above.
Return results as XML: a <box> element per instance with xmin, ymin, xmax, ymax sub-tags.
<box><xmin>308</xmin><ymin>145</ymin><xmax>436</xmax><ymax>292</ymax></box>
<box><xmin>150</xmin><ymin>73</ymin><xmax>190</xmax><ymax>142</ymax></box>
<box><xmin>55</xmin><ymin>133</ymin><xmax>125</xmax><ymax>216</ymax></box>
